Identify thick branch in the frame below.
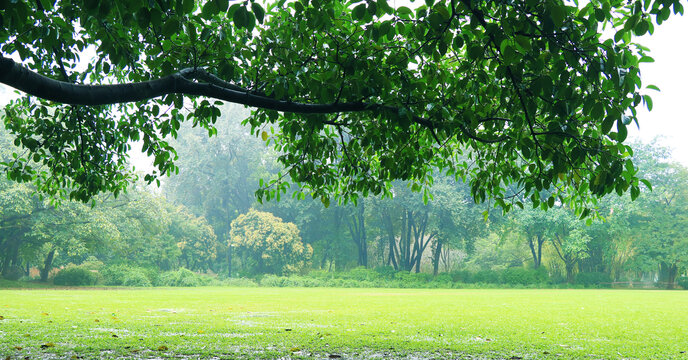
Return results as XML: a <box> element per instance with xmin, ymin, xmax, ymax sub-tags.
<box><xmin>1</xmin><ymin>57</ymin><xmax>509</xmax><ymax>145</ymax></box>
<box><xmin>1</xmin><ymin>56</ymin><xmax>378</xmax><ymax>114</ymax></box>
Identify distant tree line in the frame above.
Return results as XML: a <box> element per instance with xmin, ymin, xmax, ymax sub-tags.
<box><xmin>2</xmin><ymin>108</ymin><xmax>687</xmax><ymax>289</ymax></box>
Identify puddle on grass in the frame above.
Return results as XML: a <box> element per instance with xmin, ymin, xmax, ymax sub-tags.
<box><xmin>160</xmin><ymin>332</ymin><xmax>263</xmax><ymax>338</ymax></box>
<box><xmin>238</xmin><ymin>312</ymin><xmax>278</xmax><ymax>318</ymax></box>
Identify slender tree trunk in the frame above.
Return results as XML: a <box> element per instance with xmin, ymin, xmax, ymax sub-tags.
<box><xmin>381</xmin><ymin>211</ymin><xmax>399</xmax><ymax>270</ymax></box>
<box><xmin>227</xmin><ymin>244</ymin><xmax>233</xmax><ymax>277</ymax></box>
<box><xmin>432</xmin><ymin>239</ymin><xmax>443</xmax><ymax>276</ymax></box>
<box><xmin>527</xmin><ymin>237</ymin><xmax>539</xmax><ymax>269</ymax></box>
<box><xmin>347</xmin><ymin>203</ymin><xmax>368</xmax><ymax>267</ymax></box>
<box><xmin>536</xmin><ymin>235</ymin><xmax>543</xmax><ymax>269</ymax></box>
<box><xmin>40</xmin><ymin>248</ymin><xmax>56</xmax><ymax>282</ymax></box>
<box><xmin>565</xmin><ymin>261</ymin><xmax>575</xmax><ymax>284</ymax></box>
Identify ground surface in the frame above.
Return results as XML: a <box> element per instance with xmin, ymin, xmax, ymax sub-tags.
<box><xmin>0</xmin><ymin>287</ymin><xmax>686</xmax><ymax>359</ymax></box>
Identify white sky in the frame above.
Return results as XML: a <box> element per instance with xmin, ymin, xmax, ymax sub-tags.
<box><xmin>1</xmin><ymin>12</ymin><xmax>687</xmax><ymax>165</ymax></box>
<box><xmin>628</xmin><ymin>14</ymin><xmax>688</xmax><ymax>164</ymax></box>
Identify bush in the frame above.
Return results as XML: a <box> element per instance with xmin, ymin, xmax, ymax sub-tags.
<box><xmin>100</xmin><ymin>265</ymin><xmax>129</xmax><ymax>286</ymax></box>
<box><xmin>676</xmin><ymin>277</ymin><xmax>688</xmax><ymax>290</ymax></box>
<box><xmin>501</xmin><ymin>267</ymin><xmax>534</xmax><ymax>285</ymax></box>
<box><xmin>100</xmin><ymin>265</ymin><xmax>158</xmax><ymax>286</ymax></box>
<box><xmin>472</xmin><ymin>270</ymin><xmax>501</xmax><ymax>284</ymax></box>
<box><xmin>259</xmin><ymin>274</ymin><xmax>288</xmax><ymax>287</ymax></box>
<box><xmin>78</xmin><ymin>257</ymin><xmax>104</xmax><ymax>271</ymax></box>
<box><xmin>2</xmin><ymin>266</ymin><xmax>24</xmax><ymax>281</ymax></box>
<box><xmin>122</xmin><ymin>271</ymin><xmax>152</xmax><ymax>287</ymax></box>
<box><xmin>222</xmin><ymin>277</ymin><xmax>259</xmax><ymax>287</ymax></box>
<box><xmin>344</xmin><ymin>267</ymin><xmax>381</xmax><ymax>281</ymax></box>
<box><xmin>576</xmin><ymin>272</ymin><xmax>612</xmax><ymax>287</ymax></box>
<box><xmin>158</xmin><ymin>268</ymin><xmax>204</xmax><ymax>287</ymax></box>
<box><xmin>53</xmin><ymin>266</ymin><xmax>98</xmax><ymax>286</ymax></box>
<box><xmin>374</xmin><ymin>266</ymin><xmax>397</xmax><ymax>279</ymax></box>
<box><xmin>449</xmin><ymin>270</ymin><xmax>473</xmax><ymax>283</ymax></box>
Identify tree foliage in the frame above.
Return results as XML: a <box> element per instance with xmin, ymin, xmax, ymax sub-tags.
<box><xmin>230</xmin><ymin>209</ymin><xmax>313</xmax><ymax>274</ymax></box>
<box><xmin>1</xmin><ymin>0</ymin><xmax>681</xmax><ymax>211</ymax></box>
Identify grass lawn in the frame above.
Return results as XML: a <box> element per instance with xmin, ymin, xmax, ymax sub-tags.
<box><xmin>0</xmin><ymin>287</ymin><xmax>687</xmax><ymax>359</ymax></box>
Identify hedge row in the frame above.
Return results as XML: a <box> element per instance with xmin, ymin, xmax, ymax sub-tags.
<box><xmin>51</xmin><ymin>264</ymin><xmax>631</xmax><ymax>288</ymax></box>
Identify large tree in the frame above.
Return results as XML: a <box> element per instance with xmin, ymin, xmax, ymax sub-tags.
<box><xmin>0</xmin><ymin>0</ymin><xmax>678</xmax><ymax>209</ymax></box>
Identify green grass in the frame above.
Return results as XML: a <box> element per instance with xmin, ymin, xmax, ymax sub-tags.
<box><xmin>0</xmin><ymin>279</ymin><xmax>53</xmax><ymax>289</ymax></box>
<box><xmin>0</xmin><ymin>288</ymin><xmax>686</xmax><ymax>359</ymax></box>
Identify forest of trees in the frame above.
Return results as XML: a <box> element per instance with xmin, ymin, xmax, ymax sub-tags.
<box><xmin>2</xmin><ymin>107</ymin><xmax>686</xmax><ymax>289</ymax></box>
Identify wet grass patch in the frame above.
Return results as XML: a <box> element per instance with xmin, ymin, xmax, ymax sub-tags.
<box><xmin>1</xmin><ymin>288</ymin><xmax>687</xmax><ymax>359</ymax></box>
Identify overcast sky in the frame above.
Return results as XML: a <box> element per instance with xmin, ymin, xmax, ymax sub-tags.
<box><xmin>628</xmin><ymin>14</ymin><xmax>688</xmax><ymax>164</ymax></box>
<box><xmin>1</xmin><ymin>12</ymin><xmax>687</xmax><ymax>166</ymax></box>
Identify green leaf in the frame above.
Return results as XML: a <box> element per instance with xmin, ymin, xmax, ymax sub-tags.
<box><xmin>201</xmin><ymin>1</ymin><xmax>218</xmax><ymax>19</ymax></box>
<box><xmin>182</xmin><ymin>0</ymin><xmax>194</xmax><ymax>13</ymax></box>
<box><xmin>634</xmin><ymin>20</ymin><xmax>649</xmax><ymax>35</ymax></box>
<box><xmin>251</xmin><ymin>3</ymin><xmax>265</xmax><ymax>24</ymax></box>
<box><xmin>640</xmin><ymin>179</ymin><xmax>653</xmax><ymax>191</ymax></box>
<box><xmin>549</xmin><ymin>4</ymin><xmax>565</xmax><ymax>27</ymax></box>
<box><xmin>594</xmin><ymin>8</ymin><xmax>605</xmax><ymax>22</ymax></box>
<box><xmin>643</xmin><ymin>95</ymin><xmax>653</xmax><ymax>111</ymax></box>
<box><xmin>591</xmin><ymin>102</ymin><xmax>605</xmax><ymax>120</ymax></box>
<box><xmin>630</xmin><ymin>185</ymin><xmax>640</xmax><ymax>200</ymax></box>
<box><xmin>601</xmin><ymin>116</ymin><xmax>615</xmax><ymax>134</ymax></box>
<box><xmin>468</xmin><ymin>44</ymin><xmax>483</xmax><ymax>60</ymax></box>
<box><xmin>215</xmin><ymin>0</ymin><xmax>229</xmax><ymax>12</ymax></box>
<box><xmin>162</xmin><ymin>18</ymin><xmax>180</xmax><ymax>37</ymax></box>
<box><xmin>352</xmin><ymin>4</ymin><xmax>366</xmax><ymax>20</ymax></box>
<box><xmin>233</xmin><ymin>6</ymin><xmax>248</xmax><ymax>28</ymax></box>
<box><xmin>39</xmin><ymin>0</ymin><xmax>53</xmax><ymax>11</ymax></box>
<box><xmin>616</xmin><ymin>120</ymin><xmax>628</xmax><ymax>142</ymax></box>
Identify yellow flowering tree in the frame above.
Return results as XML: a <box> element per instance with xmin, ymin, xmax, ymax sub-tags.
<box><xmin>230</xmin><ymin>210</ymin><xmax>312</xmax><ymax>275</ymax></box>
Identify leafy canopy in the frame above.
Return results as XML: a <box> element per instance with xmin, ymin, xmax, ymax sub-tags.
<box><xmin>0</xmin><ymin>0</ymin><xmax>682</xmax><ymax>212</ymax></box>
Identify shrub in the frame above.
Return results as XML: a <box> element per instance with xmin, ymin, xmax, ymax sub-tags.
<box><xmin>374</xmin><ymin>266</ymin><xmax>397</xmax><ymax>279</ymax></box>
<box><xmin>78</xmin><ymin>257</ymin><xmax>104</xmax><ymax>271</ymax></box>
<box><xmin>222</xmin><ymin>277</ymin><xmax>259</xmax><ymax>287</ymax></box>
<box><xmin>449</xmin><ymin>270</ymin><xmax>473</xmax><ymax>283</ymax></box>
<box><xmin>676</xmin><ymin>277</ymin><xmax>688</xmax><ymax>290</ymax></box>
<box><xmin>472</xmin><ymin>270</ymin><xmax>500</xmax><ymax>284</ymax></box>
<box><xmin>575</xmin><ymin>272</ymin><xmax>612</xmax><ymax>287</ymax></box>
<box><xmin>345</xmin><ymin>267</ymin><xmax>381</xmax><ymax>281</ymax></box>
<box><xmin>158</xmin><ymin>268</ymin><xmax>204</xmax><ymax>287</ymax></box>
<box><xmin>503</xmin><ymin>268</ymin><xmax>532</xmax><ymax>285</ymax></box>
<box><xmin>122</xmin><ymin>271</ymin><xmax>152</xmax><ymax>287</ymax></box>
<box><xmin>2</xmin><ymin>266</ymin><xmax>24</xmax><ymax>281</ymax></box>
<box><xmin>259</xmin><ymin>274</ymin><xmax>288</xmax><ymax>287</ymax></box>
<box><xmin>53</xmin><ymin>266</ymin><xmax>98</xmax><ymax>286</ymax></box>
<box><xmin>100</xmin><ymin>265</ymin><xmax>158</xmax><ymax>286</ymax></box>
<box><xmin>100</xmin><ymin>265</ymin><xmax>129</xmax><ymax>286</ymax></box>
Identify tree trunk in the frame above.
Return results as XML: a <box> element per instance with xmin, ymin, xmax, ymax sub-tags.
<box><xmin>227</xmin><ymin>245</ymin><xmax>233</xmax><ymax>277</ymax></box>
<box><xmin>1</xmin><ymin>237</ymin><xmax>20</xmax><ymax>278</ymax></box>
<box><xmin>536</xmin><ymin>234</ymin><xmax>543</xmax><ymax>268</ymax></box>
<box><xmin>661</xmin><ymin>262</ymin><xmax>678</xmax><ymax>289</ymax></box>
<box><xmin>432</xmin><ymin>239</ymin><xmax>443</xmax><ymax>276</ymax></box>
<box><xmin>565</xmin><ymin>262</ymin><xmax>575</xmax><ymax>284</ymax></box>
<box><xmin>347</xmin><ymin>203</ymin><xmax>368</xmax><ymax>267</ymax></box>
<box><xmin>40</xmin><ymin>248</ymin><xmax>56</xmax><ymax>282</ymax></box>
<box><xmin>381</xmin><ymin>211</ymin><xmax>399</xmax><ymax>270</ymax></box>
<box><xmin>527</xmin><ymin>235</ymin><xmax>542</xmax><ymax>269</ymax></box>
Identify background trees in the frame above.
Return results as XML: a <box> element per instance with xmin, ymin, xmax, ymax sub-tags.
<box><xmin>3</xmin><ymin>103</ymin><xmax>688</xmax><ymax>288</ymax></box>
